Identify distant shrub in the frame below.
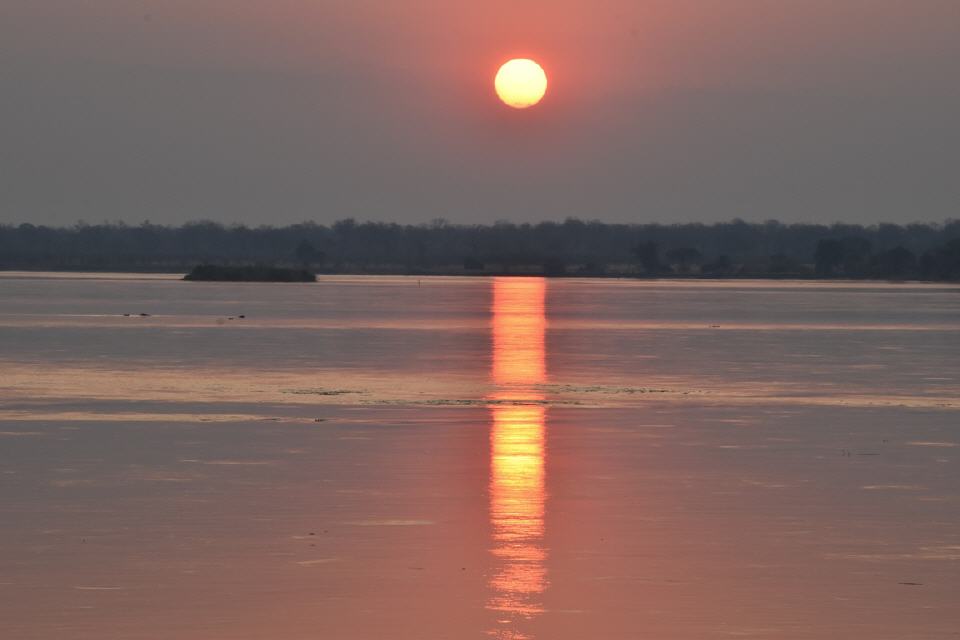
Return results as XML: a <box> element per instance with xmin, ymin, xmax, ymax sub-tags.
<box><xmin>184</xmin><ymin>264</ymin><xmax>316</xmax><ymax>282</ymax></box>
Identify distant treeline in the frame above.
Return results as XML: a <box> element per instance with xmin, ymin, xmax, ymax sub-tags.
<box><xmin>2</xmin><ymin>219</ymin><xmax>960</xmax><ymax>280</ymax></box>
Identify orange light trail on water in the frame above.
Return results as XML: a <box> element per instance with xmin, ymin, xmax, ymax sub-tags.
<box><xmin>488</xmin><ymin>277</ymin><xmax>548</xmax><ymax>638</ymax></box>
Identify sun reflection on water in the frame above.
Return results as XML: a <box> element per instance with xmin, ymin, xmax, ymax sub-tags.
<box><xmin>488</xmin><ymin>277</ymin><xmax>548</xmax><ymax>639</ymax></box>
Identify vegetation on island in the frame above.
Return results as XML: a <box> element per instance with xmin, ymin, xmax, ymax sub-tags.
<box><xmin>2</xmin><ymin>218</ymin><xmax>959</xmax><ymax>281</ymax></box>
<box><xmin>183</xmin><ymin>264</ymin><xmax>316</xmax><ymax>282</ymax></box>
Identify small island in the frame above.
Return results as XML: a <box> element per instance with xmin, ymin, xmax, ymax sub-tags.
<box><xmin>183</xmin><ymin>264</ymin><xmax>316</xmax><ymax>283</ymax></box>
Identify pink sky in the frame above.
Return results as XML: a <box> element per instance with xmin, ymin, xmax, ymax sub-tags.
<box><xmin>3</xmin><ymin>1</ymin><xmax>959</xmax><ymax>225</ymax></box>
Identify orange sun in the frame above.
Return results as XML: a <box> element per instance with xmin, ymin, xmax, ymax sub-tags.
<box><xmin>495</xmin><ymin>59</ymin><xmax>548</xmax><ymax>109</ymax></box>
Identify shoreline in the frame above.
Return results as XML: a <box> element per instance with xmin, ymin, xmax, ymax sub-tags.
<box><xmin>0</xmin><ymin>267</ymin><xmax>955</xmax><ymax>284</ymax></box>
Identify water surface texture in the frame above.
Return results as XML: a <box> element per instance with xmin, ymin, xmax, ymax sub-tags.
<box><xmin>1</xmin><ymin>274</ymin><xmax>959</xmax><ymax>639</ymax></box>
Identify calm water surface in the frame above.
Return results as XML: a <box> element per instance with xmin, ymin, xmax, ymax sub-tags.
<box><xmin>1</xmin><ymin>273</ymin><xmax>958</xmax><ymax>639</ymax></box>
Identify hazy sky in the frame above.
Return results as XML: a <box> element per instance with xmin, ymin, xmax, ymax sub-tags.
<box><xmin>3</xmin><ymin>1</ymin><xmax>959</xmax><ymax>226</ymax></box>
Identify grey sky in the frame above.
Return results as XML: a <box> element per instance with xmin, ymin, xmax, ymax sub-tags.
<box><xmin>2</xmin><ymin>1</ymin><xmax>958</xmax><ymax>226</ymax></box>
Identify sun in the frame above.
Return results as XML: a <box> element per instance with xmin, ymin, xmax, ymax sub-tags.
<box><xmin>495</xmin><ymin>59</ymin><xmax>548</xmax><ymax>109</ymax></box>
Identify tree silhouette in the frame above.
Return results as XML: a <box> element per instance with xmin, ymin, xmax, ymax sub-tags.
<box><xmin>665</xmin><ymin>247</ymin><xmax>703</xmax><ymax>273</ymax></box>
<box><xmin>632</xmin><ymin>242</ymin><xmax>662</xmax><ymax>274</ymax></box>
<box><xmin>873</xmin><ymin>246</ymin><xmax>916</xmax><ymax>279</ymax></box>
<box><xmin>295</xmin><ymin>240</ymin><xmax>325</xmax><ymax>268</ymax></box>
<box><xmin>815</xmin><ymin>239</ymin><xmax>844</xmax><ymax>276</ymax></box>
<box><xmin>1</xmin><ymin>219</ymin><xmax>958</xmax><ymax>280</ymax></box>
